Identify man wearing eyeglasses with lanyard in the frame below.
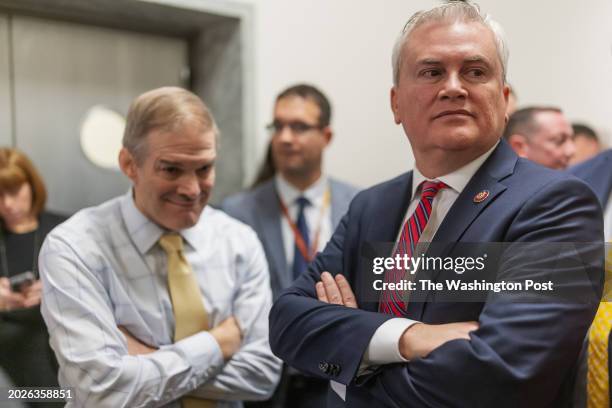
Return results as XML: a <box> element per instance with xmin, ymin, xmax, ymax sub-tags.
<box><xmin>223</xmin><ymin>84</ymin><xmax>358</xmax><ymax>408</ymax></box>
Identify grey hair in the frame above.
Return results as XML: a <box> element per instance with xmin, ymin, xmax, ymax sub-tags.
<box><xmin>391</xmin><ymin>1</ymin><xmax>509</xmax><ymax>86</ymax></box>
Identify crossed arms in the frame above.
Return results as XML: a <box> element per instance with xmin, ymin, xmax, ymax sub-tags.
<box><xmin>40</xmin><ymin>231</ymin><xmax>280</xmax><ymax>407</ymax></box>
<box><xmin>315</xmin><ymin>272</ymin><xmax>477</xmax><ymax>361</ymax></box>
<box><xmin>269</xmin><ymin>177</ymin><xmax>604</xmax><ymax>407</ymax></box>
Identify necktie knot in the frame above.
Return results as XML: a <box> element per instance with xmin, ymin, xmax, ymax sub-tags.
<box><xmin>295</xmin><ymin>196</ymin><xmax>310</xmax><ymax>210</ymax></box>
<box><xmin>159</xmin><ymin>233</ymin><xmax>184</xmax><ymax>254</ymax></box>
<box><xmin>420</xmin><ymin>180</ymin><xmax>447</xmax><ymax>200</ymax></box>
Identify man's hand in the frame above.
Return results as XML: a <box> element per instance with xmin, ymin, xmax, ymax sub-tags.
<box><xmin>315</xmin><ymin>272</ymin><xmax>358</xmax><ymax>308</ymax></box>
<box><xmin>0</xmin><ymin>277</ymin><xmax>27</xmax><ymax>311</ymax></box>
<box><xmin>21</xmin><ymin>280</ymin><xmax>42</xmax><ymax>308</ymax></box>
<box><xmin>399</xmin><ymin>321</ymin><xmax>479</xmax><ymax>360</ymax></box>
<box><xmin>118</xmin><ymin>326</ymin><xmax>157</xmax><ymax>355</ymax></box>
<box><xmin>209</xmin><ymin>316</ymin><xmax>242</xmax><ymax>361</ymax></box>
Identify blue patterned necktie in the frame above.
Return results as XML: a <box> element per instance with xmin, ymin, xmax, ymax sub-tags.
<box><xmin>292</xmin><ymin>196</ymin><xmax>311</xmax><ymax>280</ymax></box>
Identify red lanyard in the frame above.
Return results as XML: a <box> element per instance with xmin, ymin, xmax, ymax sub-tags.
<box><xmin>278</xmin><ymin>189</ymin><xmax>331</xmax><ymax>262</ymax></box>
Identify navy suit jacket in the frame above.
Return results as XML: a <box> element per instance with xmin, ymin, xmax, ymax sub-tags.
<box><xmin>569</xmin><ymin>149</ymin><xmax>612</xmax><ymax>406</ymax></box>
<box><xmin>222</xmin><ymin>177</ymin><xmax>358</xmax><ymax>299</ymax></box>
<box><xmin>570</xmin><ymin>149</ymin><xmax>612</xmax><ymax>209</ymax></box>
<box><xmin>269</xmin><ymin>141</ymin><xmax>604</xmax><ymax>408</ymax></box>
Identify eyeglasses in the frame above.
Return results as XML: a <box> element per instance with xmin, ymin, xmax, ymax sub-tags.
<box><xmin>266</xmin><ymin>120</ymin><xmax>321</xmax><ymax>135</ymax></box>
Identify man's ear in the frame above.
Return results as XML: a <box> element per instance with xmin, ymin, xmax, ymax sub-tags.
<box><xmin>119</xmin><ymin>148</ymin><xmax>138</xmax><ymax>182</ymax></box>
<box><xmin>503</xmin><ymin>84</ymin><xmax>510</xmax><ymax>105</ymax></box>
<box><xmin>321</xmin><ymin>126</ymin><xmax>333</xmax><ymax>146</ymax></box>
<box><xmin>390</xmin><ymin>86</ymin><xmax>401</xmax><ymax>124</ymax></box>
<box><xmin>507</xmin><ymin>134</ymin><xmax>530</xmax><ymax>158</ymax></box>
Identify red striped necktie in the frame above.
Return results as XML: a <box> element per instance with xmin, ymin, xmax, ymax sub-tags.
<box><xmin>379</xmin><ymin>180</ymin><xmax>448</xmax><ymax>316</ymax></box>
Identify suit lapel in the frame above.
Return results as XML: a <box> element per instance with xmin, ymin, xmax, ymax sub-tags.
<box><xmin>361</xmin><ymin>173</ymin><xmax>413</xmax><ymax>313</ymax></box>
<box><xmin>410</xmin><ymin>141</ymin><xmax>517</xmax><ymax>320</ymax></box>
<box><xmin>256</xmin><ymin>182</ymin><xmax>289</xmax><ymax>290</ymax></box>
<box><xmin>330</xmin><ymin>180</ymin><xmax>344</xmax><ymax>228</ymax></box>
<box><xmin>592</xmin><ymin>153</ymin><xmax>612</xmax><ymax>207</ymax></box>
<box><xmin>330</xmin><ymin>179</ymin><xmax>355</xmax><ymax>228</ymax></box>
<box><xmin>368</xmin><ymin>173</ymin><xmax>414</xmax><ymax>243</ymax></box>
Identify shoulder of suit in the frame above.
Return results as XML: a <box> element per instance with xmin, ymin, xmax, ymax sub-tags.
<box><xmin>334</xmin><ymin>172</ymin><xmax>410</xmax><ymax>216</ymax></box>
<box><xmin>569</xmin><ymin>149</ymin><xmax>612</xmax><ymax>178</ymax></box>
<box><xmin>222</xmin><ymin>179</ymin><xmax>276</xmax><ymax>209</ymax></box>
<box><xmin>352</xmin><ymin>172</ymin><xmax>410</xmax><ymax>197</ymax></box>
<box><xmin>502</xmin><ymin>158</ymin><xmax>602</xmax><ymax>213</ymax></box>
<box><xmin>220</xmin><ymin>181</ymin><xmax>278</xmax><ymax>227</ymax></box>
<box><xmin>329</xmin><ymin>177</ymin><xmax>359</xmax><ymax>195</ymax></box>
<box><xmin>515</xmin><ymin>157</ymin><xmax>588</xmax><ymax>186</ymax></box>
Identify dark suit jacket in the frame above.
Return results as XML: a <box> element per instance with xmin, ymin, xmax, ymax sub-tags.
<box><xmin>569</xmin><ymin>149</ymin><xmax>612</xmax><ymax>407</ymax></box>
<box><xmin>269</xmin><ymin>141</ymin><xmax>604</xmax><ymax>408</ymax></box>
<box><xmin>570</xmin><ymin>149</ymin><xmax>612</xmax><ymax>209</ymax></box>
<box><xmin>222</xmin><ymin>178</ymin><xmax>358</xmax><ymax>299</ymax></box>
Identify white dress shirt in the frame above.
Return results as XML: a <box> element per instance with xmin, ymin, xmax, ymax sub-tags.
<box><xmin>275</xmin><ymin>174</ymin><xmax>333</xmax><ymax>264</ymax></box>
<box><xmin>39</xmin><ymin>191</ymin><xmax>281</xmax><ymax>408</ymax></box>
<box><xmin>332</xmin><ymin>142</ymin><xmax>499</xmax><ymax>401</ymax></box>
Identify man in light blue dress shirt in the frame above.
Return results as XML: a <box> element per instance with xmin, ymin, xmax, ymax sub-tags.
<box><xmin>39</xmin><ymin>87</ymin><xmax>281</xmax><ymax>407</ymax></box>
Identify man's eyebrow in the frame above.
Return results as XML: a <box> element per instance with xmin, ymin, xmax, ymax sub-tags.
<box><xmin>415</xmin><ymin>56</ymin><xmax>493</xmax><ymax>65</ymax></box>
<box><xmin>464</xmin><ymin>55</ymin><xmax>492</xmax><ymax>65</ymax></box>
<box><xmin>416</xmin><ymin>58</ymin><xmax>442</xmax><ymax>66</ymax></box>
<box><xmin>157</xmin><ymin>160</ymin><xmax>182</xmax><ymax>166</ymax></box>
<box><xmin>157</xmin><ymin>157</ymin><xmax>216</xmax><ymax>167</ymax></box>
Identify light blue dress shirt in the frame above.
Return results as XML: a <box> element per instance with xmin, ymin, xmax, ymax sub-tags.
<box><xmin>39</xmin><ymin>192</ymin><xmax>281</xmax><ymax>407</ymax></box>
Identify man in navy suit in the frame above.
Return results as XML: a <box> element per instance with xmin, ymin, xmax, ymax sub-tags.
<box><xmin>269</xmin><ymin>2</ymin><xmax>604</xmax><ymax>407</ymax></box>
<box><xmin>571</xmin><ymin>149</ymin><xmax>612</xmax><ymax>224</ymax></box>
<box><xmin>570</xmin><ymin>149</ymin><xmax>612</xmax><ymax>407</ymax></box>
<box><xmin>223</xmin><ymin>84</ymin><xmax>357</xmax><ymax>408</ymax></box>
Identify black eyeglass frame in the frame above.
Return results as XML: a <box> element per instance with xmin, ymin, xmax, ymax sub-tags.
<box><xmin>265</xmin><ymin>120</ymin><xmax>324</xmax><ymax>135</ymax></box>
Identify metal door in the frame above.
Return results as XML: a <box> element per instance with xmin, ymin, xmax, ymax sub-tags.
<box><xmin>10</xmin><ymin>15</ymin><xmax>188</xmax><ymax>214</ymax></box>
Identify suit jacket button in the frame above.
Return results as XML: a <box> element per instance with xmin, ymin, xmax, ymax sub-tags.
<box><xmin>319</xmin><ymin>362</ymin><xmax>329</xmax><ymax>373</ymax></box>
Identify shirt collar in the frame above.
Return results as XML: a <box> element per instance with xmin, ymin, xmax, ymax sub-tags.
<box><xmin>275</xmin><ymin>173</ymin><xmax>329</xmax><ymax>207</ymax></box>
<box><xmin>411</xmin><ymin>141</ymin><xmax>499</xmax><ymax>199</ymax></box>
<box><xmin>120</xmin><ymin>190</ymin><xmax>208</xmax><ymax>254</ymax></box>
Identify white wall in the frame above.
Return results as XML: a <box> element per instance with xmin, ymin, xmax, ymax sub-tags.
<box><xmin>151</xmin><ymin>0</ymin><xmax>612</xmax><ymax>189</ymax></box>
<box><xmin>237</xmin><ymin>0</ymin><xmax>612</xmax><ymax>188</ymax></box>
<box><xmin>237</xmin><ymin>0</ymin><xmax>438</xmax><ymax>188</ymax></box>
<box><xmin>481</xmin><ymin>0</ymin><xmax>612</xmax><ymax>145</ymax></box>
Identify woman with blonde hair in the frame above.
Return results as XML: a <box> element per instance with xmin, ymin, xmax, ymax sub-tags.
<box><xmin>0</xmin><ymin>148</ymin><xmax>65</xmax><ymax>407</ymax></box>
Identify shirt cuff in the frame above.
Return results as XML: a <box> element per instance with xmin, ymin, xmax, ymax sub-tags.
<box><xmin>363</xmin><ymin>318</ymin><xmax>417</xmax><ymax>365</ymax></box>
<box><xmin>330</xmin><ymin>380</ymin><xmax>346</xmax><ymax>401</ymax></box>
<box><xmin>164</xmin><ymin>331</ymin><xmax>224</xmax><ymax>380</ymax></box>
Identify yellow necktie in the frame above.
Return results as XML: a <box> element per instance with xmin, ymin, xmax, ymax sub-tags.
<box><xmin>587</xmin><ymin>244</ymin><xmax>612</xmax><ymax>408</ymax></box>
<box><xmin>159</xmin><ymin>233</ymin><xmax>215</xmax><ymax>408</ymax></box>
